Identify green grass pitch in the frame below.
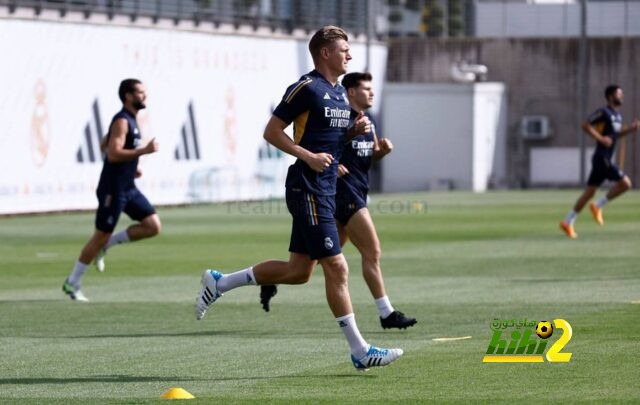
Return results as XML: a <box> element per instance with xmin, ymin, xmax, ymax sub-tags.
<box><xmin>1</xmin><ymin>190</ymin><xmax>639</xmax><ymax>403</ymax></box>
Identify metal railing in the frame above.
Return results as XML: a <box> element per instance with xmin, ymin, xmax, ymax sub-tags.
<box><xmin>0</xmin><ymin>0</ymin><xmax>372</xmax><ymax>35</ymax></box>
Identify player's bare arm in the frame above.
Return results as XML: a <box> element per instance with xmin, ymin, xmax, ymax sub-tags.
<box><xmin>107</xmin><ymin>118</ymin><xmax>158</xmax><ymax>162</ymax></box>
<box><xmin>620</xmin><ymin>118</ymin><xmax>639</xmax><ymax>137</ymax></box>
<box><xmin>581</xmin><ymin>121</ymin><xmax>612</xmax><ymax>147</ymax></box>
<box><xmin>263</xmin><ymin>115</ymin><xmax>333</xmax><ymax>173</ymax></box>
<box><xmin>99</xmin><ymin>135</ymin><xmax>109</xmax><ymax>153</ymax></box>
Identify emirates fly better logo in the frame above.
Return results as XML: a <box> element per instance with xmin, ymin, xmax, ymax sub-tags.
<box><xmin>483</xmin><ymin>318</ymin><xmax>573</xmax><ymax>363</ymax></box>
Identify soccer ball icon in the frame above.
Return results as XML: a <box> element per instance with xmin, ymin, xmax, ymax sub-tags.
<box><xmin>536</xmin><ymin>321</ymin><xmax>553</xmax><ymax>339</ymax></box>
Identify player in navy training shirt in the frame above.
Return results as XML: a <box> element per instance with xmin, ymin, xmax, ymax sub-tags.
<box><xmin>560</xmin><ymin>84</ymin><xmax>638</xmax><ymax>239</ymax></box>
<box><xmin>194</xmin><ymin>26</ymin><xmax>403</xmax><ymax>371</ymax></box>
<box><xmin>337</xmin><ymin>72</ymin><xmax>416</xmax><ymax>329</ymax></box>
<box><xmin>63</xmin><ymin>79</ymin><xmax>160</xmax><ymax>301</ymax></box>
<box><xmin>261</xmin><ymin>72</ymin><xmax>416</xmax><ymax>330</ymax></box>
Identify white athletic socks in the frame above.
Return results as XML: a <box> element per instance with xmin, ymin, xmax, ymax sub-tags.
<box><xmin>216</xmin><ymin>267</ymin><xmax>257</xmax><ymax>293</ymax></box>
<box><xmin>375</xmin><ymin>296</ymin><xmax>395</xmax><ymax>319</ymax></box>
<box><xmin>336</xmin><ymin>313</ymin><xmax>369</xmax><ymax>359</ymax></box>
<box><xmin>595</xmin><ymin>196</ymin><xmax>609</xmax><ymax>209</ymax></box>
<box><xmin>105</xmin><ymin>230</ymin><xmax>130</xmax><ymax>250</ymax></box>
<box><xmin>68</xmin><ymin>261</ymin><xmax>89</xmax><ymax>286</ymax></box>
<box><xmin>566</xmin><ymin>197</ymin><xmax>608</xmax><ymax>225</ymax></box>
<box><xmin>564</xmin><ymin>210</ymin><xmax>578</xmax><ymax>225</ymax></box>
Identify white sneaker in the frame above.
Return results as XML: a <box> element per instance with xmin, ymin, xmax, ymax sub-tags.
<box><xmin>351</xmin><ymin>345</ymin><xmax>403</xmax><ymax>371</ymax></box>
<box><xmin>95</xmin><ymin>248</ymin><xmax>106</xmax><ymax>272</ymax></box>
<box><xmin>73</xmin><ymin>289</ymin><xmax>89</xmax><ymax>302</ymax></box>
<box><xmin>195</xmin><ymin>270</ymin><xmax>224</xmax><ymax>320</ymax></box>
<box><xmin>62</xmin><ymin>279</ymin><xmax>89</xmax><ymax>302</ymax></box>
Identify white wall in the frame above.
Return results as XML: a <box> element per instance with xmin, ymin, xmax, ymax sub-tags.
<box><xmin>530</xmin><ymin>147</ymin><xmax>595</xmax><ymax>185</ymax></box>
<box><xmin>381</xmin><ymin>82</ymin><xmax>506</xmax><ymax>193</ymax></box>
<box><xmin>0</xmin><ymin>18</ymin><xmax>387</xmax><ymax>214</ymax></box>
<box><xmin>473</xmin><ymin>83</ymin><xmax>507</xmax><ymax>191</ymax></box>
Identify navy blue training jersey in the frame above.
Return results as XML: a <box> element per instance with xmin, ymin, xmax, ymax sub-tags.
<box><xmin>337</xmin><ymin>111</ymin><xmax>377</xmax><ymax>196</ymax></box>
<box><xmin>273</xmin><ymin>70</ymin><xmax>351</xmax><ymax>196</ymax></box>
<box><xmin>97</xmin><ymin>108</ymin><xmax>142</xmax><ymax>192</ymax></box>
<box><xmin>588</xmin><ymin>106</ymin><xmax>622</xmax><ymax>161</ymax></box>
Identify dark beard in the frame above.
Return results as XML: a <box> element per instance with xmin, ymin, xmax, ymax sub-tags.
<box><xmin>612</xmin><ymin>99</ymin><xmax>622</xmax><ymax>106</ymax></box>
<box><xmin>132</xmin><ymin>100</ymin><xmax>146</xmax><ymax>110</ymax></box>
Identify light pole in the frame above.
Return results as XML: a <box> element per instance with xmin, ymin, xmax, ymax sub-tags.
<box><xmin>577</xmin><ymin>0</ymin><xmax>588</xmax><ymax>184</ymax></box>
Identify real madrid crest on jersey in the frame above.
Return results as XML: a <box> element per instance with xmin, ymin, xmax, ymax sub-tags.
<box><xmin>613</xmin><ymin>122</ymin><xmax>622</xmax><ymax>132</ymax></box>
<box><xmin>612</xmin><ymin>115</ymin><xmax>622</xmax><ymax>132</ymax></box>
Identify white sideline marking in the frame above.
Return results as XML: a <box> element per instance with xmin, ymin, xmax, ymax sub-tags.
<box><xmin>631</xmin><ymin>300</ymin><xmax>640</xmax><ymax>304</ymax></box>
<box><xmin>36</xmin><ymin>252</ymin><xmax>58</xmax><ymax>258</ymax></box>
<box><xmin>432</xmin><ymin>336</ymin><xmax>472</xmax><ymax>342</ymax></box>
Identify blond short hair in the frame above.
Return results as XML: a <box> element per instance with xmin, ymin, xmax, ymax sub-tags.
<box><xmin>308</xmin><ymin>26</ymin><xmax>348</xmax><ymax>62</ymax></box>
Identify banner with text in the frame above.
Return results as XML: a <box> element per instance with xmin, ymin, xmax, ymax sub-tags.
<box><xmin>0</xmin><ymin>19</ymin><xmax>386</xmax><ymax>214</ymax></box>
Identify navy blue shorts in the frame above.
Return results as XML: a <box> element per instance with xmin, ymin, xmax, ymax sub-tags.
<box><xmin>286</xmin><ymin>188</ymin><xmax>342</xmax><ymax>260</ymax></box>
<box><xmin>95</xmin><ymin>187</ymin><xmax>156</xmax><ymax>233</ymax></box>
<box><xmin>335</xmin><ymin>188</ymin><xmax>367</xmax><ymax>226</ymax></box>
<box><xmin>587</xmin><ymin>157</ymin><xmax>625</xmax><ymax>187</ymax></box>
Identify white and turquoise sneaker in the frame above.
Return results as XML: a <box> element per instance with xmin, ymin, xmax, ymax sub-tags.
<box><xmin>351</xmin><ymin>345</ymin><xmax>403</xmax><ymax>371</ymax></box>
<box><xmin>62</xmin><ymin>279</ymin><xmax>89</xmax><ymax>302</ymax></box>
<box><xmin>95</xmin><ymin>248</ymin><xmax>106</xmax><ymax>272</ymax></box>
<box><xmin>195</xmin><ymin>270</ymin><xmax>224</xmax><ymax>320</ymax></box>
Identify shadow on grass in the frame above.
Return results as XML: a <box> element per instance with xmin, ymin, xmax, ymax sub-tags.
<box><xmin>0</xmin><ymin>375</ymin><xmax>202</xmax><ymax>385</ymax></box>
<box><xmin>0</xmin><ymin>299</ymin><xmax>71</xmax><ymax>303</ymax></box>
<box><xmin>0</xmin><ymin>373</ymin><xmax>373</xmax><ymax>385</ymax></box>
<box><xmin>507</xmin><ymin>275</ymin><xmax>640</xmax><ymax>283</ymax></box>
<box><xmin>19</xmin><ymin>327</ymin><xmax>424</xmax><ymax>339</ymax></box>
<box><xmin>26</xmin><ymin>330</ymin><xmax>338</xmax><ymax>339</ymax></box>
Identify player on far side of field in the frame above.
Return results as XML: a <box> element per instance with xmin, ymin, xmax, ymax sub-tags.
<box><xmin>560</xmin><ymin>84</ymin><xmax>639</xmax><ymax>239</ymax></box>
<box><xmin>62</xmin><ymin>79</ymin><xmax>161</xmax><ymax>301</ymax></box>
<box><xmin>194</xmin><ymin>26</ymin><xmax>403</xmax><ymax>371</ymax></box>
<box><xmin>260</xmin><ymin>72</ymin><xmax>417</xmax><ymax>330</ymax></box>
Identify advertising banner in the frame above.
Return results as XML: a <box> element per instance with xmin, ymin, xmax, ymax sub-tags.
<box><xmin>0</xmin><ymin>19</ymin><xmax>386</xmax><ymax>214</ymax></box>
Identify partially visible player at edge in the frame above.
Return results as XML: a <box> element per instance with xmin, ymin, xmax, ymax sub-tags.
<box><xmin>62</xmin><ymin>79</ymin><xmax>161</xmax><ymax>301</ymax></box>
<box><xmin>560</xmin><ymin>84</ymin><xmax>638</xmax><ymax>239</ymax></box>
<box><xmin>260</xmin><ymin>72</ymin><xmax>417</xmax><ymax>330</ymax></box>
<box><xmin>194</xmin><ymin>26</ymin><xmax>403</xmax><ymax>371</ymax></box>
